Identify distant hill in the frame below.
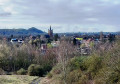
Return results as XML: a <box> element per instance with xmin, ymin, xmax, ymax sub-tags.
<box><xmin>0</xmin><ymin>27</ymin><xmax>45</xmax><ymax>36</ymax></box>
<box><xmin>28</xmin><ymin>27</ymin><xmax>44</xmax><ymax>34</ymax></box>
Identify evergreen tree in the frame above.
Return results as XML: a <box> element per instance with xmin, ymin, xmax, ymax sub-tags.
<box><xmin>54</xmin><ymin>34</ymin><xmax>59</xmax><ymax>41</ymax></box>
<box><xmin>73</xmin><ymin>38</ymin><xmax>77</xmax><ymax>45</ymax></box>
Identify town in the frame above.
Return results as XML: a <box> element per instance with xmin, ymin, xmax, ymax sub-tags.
<box><xmin>1</xmin><ymin>26</ymin><xmax>118</xmax><ymax>55</ymax></box>
<box><xmin>0</xmin><ymin>0</ymin><xmax>120</xmax><ymax>83</ymax></box>
<box><xmin>0</xmin><ymin>26</ymin><xmax>119</xmax><ymax>84</ymax></box>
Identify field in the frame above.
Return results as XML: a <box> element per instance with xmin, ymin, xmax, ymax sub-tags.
<box><xmin>0</xmin><ymin>75</ymin><xmax>39</xmax><ymax>84</ymax></box>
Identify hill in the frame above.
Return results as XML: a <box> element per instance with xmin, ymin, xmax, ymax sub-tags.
<box><xmin>0</xmin><ymin>27</ymin><xmax>45</xmax><ymax>36</ymax></box>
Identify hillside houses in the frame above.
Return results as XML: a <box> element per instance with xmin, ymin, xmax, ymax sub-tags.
<box><xmin>0</xmin><ymin>26</ymin><xmax>117</xmax><ymax>56</ymax></box>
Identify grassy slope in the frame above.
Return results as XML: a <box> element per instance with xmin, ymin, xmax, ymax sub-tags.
<box><xmin>0</xmin><ymin>75</ymin><xmax>38</xmax><ymax>84</ymax></box>
<box><xmin>39</xmin><ymin>77</ymin><xmax>61</xmax><ymax>84</ymax></box>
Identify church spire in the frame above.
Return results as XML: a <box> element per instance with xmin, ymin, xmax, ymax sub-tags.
<box><xmin>48</xmin><ymin>25</ymin><xmax>53</xmax><ymax>38</ymax></box>
<box><xmin>50</xmin><ymin>25</ymin><xmax>51</xmax><ymax>30</ymax></box>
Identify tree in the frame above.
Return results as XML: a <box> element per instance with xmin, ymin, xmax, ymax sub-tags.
<box><xmin>108</xmin><ymin>34</ymin><xmax>116</xmax><ymax>43</ymax></box>
<box><xmin>73</xmin><ymin>38</ymin><xmax>77</xmax><ymax>45</ymax></box>
<box><xmin>56</xmin><ymin>41</ymin><xmax>75</xmax><ymax>84</ymax></box>
<box><xmin>47</xmin><ymin>38</ymin><xmax>52</xmax><ymax>43</ymax></box>
<box><xmin>54</xmin><ymin>34</ymin><xmax>59</xmax><ymax>41</ymax></box>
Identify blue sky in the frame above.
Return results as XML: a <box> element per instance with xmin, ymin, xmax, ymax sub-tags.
<box><xmin>0</xmin><ymin>0</ymin><xmax>120</xmax><ymax>33</ymax></box>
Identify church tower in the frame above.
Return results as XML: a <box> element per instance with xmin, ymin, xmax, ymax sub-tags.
<box><xmin>48</xmin><ymin>26</ymin><xmax>53</xmax><ymax>38</ymax></box>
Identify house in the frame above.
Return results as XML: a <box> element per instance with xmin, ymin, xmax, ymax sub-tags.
<box><xmin>41</xmin><ymin>44</ymin><xmax>47</xmax><ymax>54</ymax></box>
<box><xmin>11</xmin><ymin>38</ymin><xmax>18</xmax><ymax>43</ymax></box>
<box><xmin>18</xmin><ymin>39</ymin><xmax>24</xmax><ymax>43</ymax></box>
<box><xmin>41</xmin><ymin>44</ymin><xmax>47</xmax><ymax>50</ymax></box>
<box><xmin>51</xmin><ymin>41</ymin><xmax>60</xmax><ymax>47</ymax></box>
<box><xmin>11</xmin><ymin>38</ymin><xmax>24</xmax><ymax>43</ymax></box>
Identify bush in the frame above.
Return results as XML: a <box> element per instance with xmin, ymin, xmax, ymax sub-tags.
<box><xmin>17</xmin><ymin>68</ymin><xmax>27</xmax><ymax>75</ymax></box>
<box><xmin>43</xmin><ymin>64</ymin><xmax>52</xmax><ymax>73</ymax></box>
<box><xmin>68</xmin><ymin>56</ymin><xmax>87</xmax><ymax>71</ymax></box>
<box><xmin>96</xmin><ymin>69</ymin><xmax>120</xmax><ymax>84</ymax></box>
<box><xmin>66</xmin><ymin>69</ymin><xmax>83</xmax><ymax>84</ymax></box>
<box><xmin>94</xmin><ymin>79</ymin><xmax>105</xmax><ymax>84</ymax></box>
<box><xmin>0</xmin><ymin>68</ymin><xmax>6</xmax><ymax>75</ymax></box>
<box><xmin>47</xmin><ymin>72</ymin><xmax>53</xmax><ymax>78</ymax></box>
<box><xmin>51</xmin><ymin>64</ymin><xmax>62</xmax><ymax>74</ymax></box>
<box><xmin>107</xmin><ymin>71</ymin><xmax>120</xmax><ymax>84</ymax></box>
<box><xmin>9</xmin><ymin>72</ymin><xmax>17</xmax><ymax>75</ymax></box>
<box><xmin>28</xmin><ymin>64</ymin><xmax>44</xmax><ymax>76</ymax></box>
<box><xmin>84</xmin><ymin>56</ymin><xmax>103</xmax><ymax>79</ymax></box>
<box><xmin>78</xmin><ymin>75</ymin><xmax>88</xmax><ymax>84</ymax></box>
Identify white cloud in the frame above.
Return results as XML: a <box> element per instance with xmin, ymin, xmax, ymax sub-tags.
<box><xmin>2</xmin><ymin>5</ymin><xmax>18</xmax><ymax>14</ymax></box>
<box><xmin>0</xmin><ymin>0</ymin><xmax>119</xmax><ymax>32</ymax></box>
<box><xmin>0</xmin><ymin>0</ymin><xmax>10</xmax><ymax>4</ymax></box>
<box><xmin>84</xmin><ymin>18</ymin><xmax>99</xmax><ymax>22</ymax></box>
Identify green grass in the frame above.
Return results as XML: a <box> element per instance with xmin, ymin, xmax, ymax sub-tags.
<box><xmin>0</xmin><ymin>75</ymin><xmax>39</xmax><ymax>84</ymax></box>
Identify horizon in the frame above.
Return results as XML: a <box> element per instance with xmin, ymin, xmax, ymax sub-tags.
<box><xmin>0</xmin><ymin>0</ymin><xmax>120</xmax><ymax>32</ymax></box>
<box><xmin>0</xmin><ymin>27</ymin><xmax>119</xmax><ymax>33</ymax></box>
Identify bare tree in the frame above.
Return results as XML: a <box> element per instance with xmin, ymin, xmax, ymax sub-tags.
<box><xmin>56</xmin><ymin>41</ymin><xmax>75</xmax><ymax>84</ymax></box>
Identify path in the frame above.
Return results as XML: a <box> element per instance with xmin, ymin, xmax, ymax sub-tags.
<box><xmin>30</xmin><ymin>77</ymin><xmax>42</xmax><ymax>84</ymax></box>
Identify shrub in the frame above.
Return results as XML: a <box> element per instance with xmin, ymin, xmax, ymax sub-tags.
<box><xmin>94</xmin><ymin>79</ymin><xmax>105</xmax><ymax>84</ymax></box>
<box><xmin>28</xmin><ymin>64</ymin><xmax>44</xmax><ymax>76</ymax></box>
<box><xmin>9</xmin><ymin>72</ymin><xmax>17</xmax><ymax>75</ymax></box>
<box><xmin>84</xmin><ymin>56</ymin><xmax>103</xmax><ymax>79</ymax></box>
<box><xmin>68</xmin><ymin>56</ymin><xmax>87</xmax><ymax>71</ymax></box>
<box><xmin>78</xmin><ymin>75</ymin><xmax>88</xmax><ymax>84</ymax></box>
<box><xmin>66</xmin><ymin>69</ymin><xmax>83</xmax><ymax>84</ymax></box>
<box><xmin>17</xmin><ymin>68</ymin><xmax>27</xmax><ymax>75</ymax></box>
<box><xmin>43</xmin><ymin>64</ymin><xmax>52</xmax><ymax>73</ymax></box>
<box><xmin>51</xmin><ymin>63</ymin><xmax>62</xmax><ymax>74</ymax></box>
<box><xmin>0</xmin><ymin>68</ymin><xmax>6</xmax><ymax>75</ymax></box>
<box><xmin>107</xmin><ymin>71</ymin><xmax>120</xmax><ymax>84</ymax></box>
<box><xmin>47</xmin><ymin>72</ymin><xmax>53</xmax><ymax>78</ymax></box>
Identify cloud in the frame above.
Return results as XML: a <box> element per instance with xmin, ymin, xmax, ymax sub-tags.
<box><xmin>0</xmin><ymin>12</ymin><xmax>11</xmax><ymax>16</ymax></box>
<box><xmin>0</xmin><ymin>0</ymin><xmax>120</xmax><ymax>32</ymax></box>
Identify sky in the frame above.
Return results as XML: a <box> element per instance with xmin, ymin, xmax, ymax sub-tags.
<box><xmin>0</xmin><ymin>0</ymin><xmax>120</xmax><ymax>33</ymax></box>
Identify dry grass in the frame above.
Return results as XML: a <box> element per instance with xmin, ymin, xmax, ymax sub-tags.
<box><xmin>0</xmin><ymin>75</ymin><xmax>38</xmax><ymax>84</ymax></box>
<box><xmin>39</xmin><ymin>75</ymin><xmax>62</xmax><ymax>84</ymax></box>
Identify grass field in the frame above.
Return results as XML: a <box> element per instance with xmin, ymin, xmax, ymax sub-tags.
<box><xmin>0</xmin><ymin>75</ymin><xmax>39</xmax><ymax>84</ymax></box>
